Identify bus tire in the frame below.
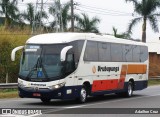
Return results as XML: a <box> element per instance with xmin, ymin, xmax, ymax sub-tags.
<box><xmin>125</xmin><ymin>81</ymin><xmax>133</xmax><ymax>97</ymax></box>
<box><xmin>77</xmin><ymin>85</ymin><xmax>87</xmax><ymax>103</ymax></box>
<box><xmin>40</xmin><ymin>98</ymin><xmax>51</xmax><ymax>103</ymax></box>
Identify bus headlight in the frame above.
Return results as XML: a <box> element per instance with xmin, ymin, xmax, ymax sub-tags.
<box><xmin>49</xmin><ymin>82</ymin><xmax>65</xmax><ymax>90</ymax></box>
<box><xmin>18</xmin><ymin>80</ymin><xmax>25</xmax><ymax>88</ymax></box>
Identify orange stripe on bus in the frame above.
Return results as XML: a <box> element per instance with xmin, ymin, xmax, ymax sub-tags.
<box><xmin>127</xmin><ymin>64</ymin><xmax>147</xmax><ymax>74</ymax></box>
<box><xmin>91</xmin><ymin>64</ymin><xmax>147</xmax><ymax>92</ymax></box>
<box><xmin>118</xmin><ymin>65</ymin><xmax>127</xmax><ymax>89</ymax></box>
<box><xmin>120</xmin><ymin>65</ymin><xmax>127</xmax><ymax>75</ymax></box>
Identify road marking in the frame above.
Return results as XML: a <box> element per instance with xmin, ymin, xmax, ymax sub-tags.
<box><xmin>65</xmin><ymin>93</ymin><xmax>160</xmax><ymax>109</ymax></box>
<box><xmin>0</xmin><ymin>93</ymin><xmax>160</xmax><ymax>115</ymax></box>
<box><xmin>40</xmin><ymin>93</ymin><xmax>160</xmax><ymax>114</ymax></box>
<box><xmin>1</xmin><ymin>93</ymin><xmax>160</xmax><ymax>109</ymax></box>
<box><xmin>27</xmin><ymin>114</ymin><xmax>41</xmax><ymax>117</ymax></box>
<box><xmin>0</xmin><ymin>98</ymin><xmax>38</xmax><ymax>102</ymax></box>
<box><xmin>39</xmin><ymin>94</ymin><xmax>160</xmax><ymax>114</ymax></box>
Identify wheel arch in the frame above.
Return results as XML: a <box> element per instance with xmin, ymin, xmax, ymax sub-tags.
<box><xmin>128</xmin><ymin>78</ymin><xmax>135</xmax><ymax>90</ymax></box>
<box><xmin>82</xmin><ymin>80</ymin><xmax>91</xmax><ymax>95</ymax></box>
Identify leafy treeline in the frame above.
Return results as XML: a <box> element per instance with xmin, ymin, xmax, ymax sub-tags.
<box><xmin>0</xmin><ymin>0</ymin><xmax>160</xmax><ymax>40</ymax></box>
<box><xmin>0</xmin><ymin>0</ymin><xmax>101</xmax><ymax>82</ymax></box>
<box><xmin>0</xmin><ymin>0</ymin><xmax>101</xmax><ymax>33</ymax></box>
<box><xmin>0</xmin><ymin>27</ymin><xmax>30</xmax><ymax>83</ymax></box>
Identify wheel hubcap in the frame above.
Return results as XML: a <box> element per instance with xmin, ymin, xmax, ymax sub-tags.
<box><xmin>128</xmin><ymin>84</ymin><xmax>132</xmax><ymax>96</ymax></box>
<box><xmin>81</xmin><ymin>88</ymin><xmax>86</xmax><ymax>102</ymax></box>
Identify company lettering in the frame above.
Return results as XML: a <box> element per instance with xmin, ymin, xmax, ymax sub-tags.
<box><xmin>30</xmin><ymin>83</ymin><xmax>46</xmax><ymax>87</ymax></box>
<box><xmin>98</xmin><ymin>66</ymin><xmax>119</xmax><ymax>72</ymax></box>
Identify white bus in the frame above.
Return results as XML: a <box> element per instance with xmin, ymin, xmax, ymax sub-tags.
<box><xmin>11</xmin><ymin>33</ymin><xmax>148</xmax><ymax>103</ymax></box>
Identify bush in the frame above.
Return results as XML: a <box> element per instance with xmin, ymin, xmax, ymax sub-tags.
<box><xmin>0</xmin><ymin>27</ymin><xmax>30</xmax><ymax>83</ymax></box>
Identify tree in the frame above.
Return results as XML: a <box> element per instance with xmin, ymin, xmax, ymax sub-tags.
<box><xmin>21</xmin><ymin>3</ymin><xmax>34</xmax><ymax>27</ymax></box>
<box><xmin>76</xmin><ymin>13</ymin><xmax>100</xmax><ymax>33</ymax></box>
<box><xmin>35</xmin><ymin>11</ymin><xmax>48</xmax><ymax>28</ymax></box>
<box><xmin>112</xmin><ymin>26</ymin><xmax>130</xmax><ymax>39</ymax></box>
<box><xmin>113</xmin><ymin>26</ymin><xmax>118</xmax><ymax>37</ymax></box>
<box><xmin>125</xmin><ymin>0</ymin><xmax>160</xmax><ymax>42</ymax></box>
<box><xmin>22</xmin><ymin>3</ymin><xmax>48</xmax><ymax>27</ymax></box>
<box><xmin>0</xmin><ymin>0</ymin><xmax>19</xmax><ymax>28</ymax></box>
<box><xmin>0</xmin><ymin>40</ymin><xmax>13</xmax><ymax>83</ymax></box>
<box><xmin>49</xmin><ymin>1</ymin><xmax>72</xmax><ymax>31</ymax></box>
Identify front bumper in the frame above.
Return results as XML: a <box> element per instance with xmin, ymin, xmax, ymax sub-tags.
<box><xmin>18</xmin><ymin>86</ymin><xmax>82</xmax><ymax>99</ymax></box>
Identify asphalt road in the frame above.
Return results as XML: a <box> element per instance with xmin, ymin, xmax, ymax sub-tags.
<box><xmin>0</xmin><ymin>85</ymin><xmax>160</xmax><ymax>117</ymax></box>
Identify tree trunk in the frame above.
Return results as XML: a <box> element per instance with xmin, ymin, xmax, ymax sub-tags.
<box><xmin>4</xmin><ymin>16</ymin><xmax>10</xmax><ymax>29</ymax></box>
<box><xmin>142</xmin><ymin>17</ymin><xmax>147</xmax><ymax>43</ymax></box>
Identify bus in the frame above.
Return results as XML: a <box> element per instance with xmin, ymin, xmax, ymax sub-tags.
<box><xmin>11</xmin><ymin>33</ymin><xmax>148</xmax><ymax>103</ymax></box>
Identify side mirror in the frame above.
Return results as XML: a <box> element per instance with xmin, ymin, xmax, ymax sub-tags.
<box><xmin>11</xmin><ymin>46</ymin><xmax>24</xmax><ymax>61</ymax></box>
<box><xmin>60</xmin><ymin>46</ymin><xmax>73</xmax><ymax>62</ymax></box>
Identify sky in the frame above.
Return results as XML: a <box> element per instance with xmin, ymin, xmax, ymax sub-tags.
<box><xmin>19</xmin><ymin>0</ymin><xmax>160</xmax><ymax>42</ymax></box>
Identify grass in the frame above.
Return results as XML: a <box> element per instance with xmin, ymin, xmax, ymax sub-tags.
<box><xmin>0</xmin><ymin>26</ymin><xmax>31</xmax><ymax>46</ymax></box>
<box><xmin>0</xmin><ymin>89</ymin><xmax>18</xmax><ymax>99</ymax></box>
<box><xmin>148</xmin><ymin>79</ymin><xmax>160</xmax><ymax>86</ymax></box>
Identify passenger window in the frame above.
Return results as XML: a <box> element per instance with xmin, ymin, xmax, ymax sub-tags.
<box><xmin>98</xmin><ymin>43</ymin><xmax>111</xmax><ymax>62</ymax></box>
<box><xmin>84</xmin><ymin>41</ymin><xmax>98</xmax><ymax>61</ymax></box>
<box><xmin>140</xmin><ymin>46</ymin><xmax>148</xmax><ymax>62</ymax></box>
<box><xmin>122</xmin><ymin>44</ymin><xmax>133</xmax><ymax>62</ymax></box>
<box><xmin>133</xmin><ymin>45</ymin><xmax>140</xmax><ymax>62</ymax></box>
<box><xmin>111</xmin><ymin>43</ymin><xmax>123</xmax><ymax>62</ymax></box>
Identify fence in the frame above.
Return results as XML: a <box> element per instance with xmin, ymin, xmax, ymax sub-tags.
<box><xmin>0</xmin><ymin>83</ymin><xmax>17</xmax><ymax>89</ymax></box>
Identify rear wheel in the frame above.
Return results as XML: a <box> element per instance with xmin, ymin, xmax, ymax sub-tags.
<box><xmin>40</xmin><ymin>98</ymin><xmax>51</xmax><ymax>103</ymax></box>
<box><xmin>125</xmin><ymin>81</ymin><xmax>133</xmax><ymax>97</ymax></box>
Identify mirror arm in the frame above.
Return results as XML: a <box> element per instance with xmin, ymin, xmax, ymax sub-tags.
<box><xmin>11</xmin><ymin>46</ymin><xmax>24</xmax><ymax>61</ymax></box>
<box><xmin>60</xmin><ymin>46</ymin><xmax>73</xmax><ymax>61</ymax></box>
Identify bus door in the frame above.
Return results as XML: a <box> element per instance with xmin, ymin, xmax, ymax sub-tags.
<box><xmin>64</xmin><ymin>53</ymin><xmax>76</xmax><ymax>86</ymax></box>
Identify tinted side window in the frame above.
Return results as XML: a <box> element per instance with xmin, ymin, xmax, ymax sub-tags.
<box><xmin>84</xmin><ymin>41</ymin><xmax>98</xmax><ymax>61</ymax></box>
<box><xmin>66</xmin><ymin>54</ymin><xmax>75</xmax><ymax>73</ymax></box>
<box><xmin>122</xmin><ymin>44</ymin><xmax>133</xmax><ymax>62</ymax></box>
<box><xmin>98</xmin><ymin>43</ymin><xmax>111</xmax><ymax>62</ymax></box>
<box><xmin>140</xmin><ymin>46</ymin><xmax>148</xmax><ymax>62</ymax></box>
<box><xmin>133</xmin><ymin>45</ymin><xmax>140</xmax><ymax>62</ymax></box>
<box><xmin>77</xmin><ymin>40</ymin><xmax>84</xmax><ymax>60</ymax></box>
<box><xmin>69</xmin><ymin>40</ymin><xmax>84</xmax><ymax>63</ymax></box>
<box><xmin>111</xmin><ymin>43</ymin><xmax>123</xmax><ymax>62</ymax></box>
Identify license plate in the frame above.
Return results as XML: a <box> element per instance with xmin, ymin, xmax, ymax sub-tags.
<box><xmin>33</xmin><ymin>93</ymin><xmax>41</xmax><ymax>97</ymax></box>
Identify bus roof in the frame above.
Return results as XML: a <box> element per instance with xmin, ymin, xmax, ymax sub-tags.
<box><xmin>26</xmin><ymin>33</ymin><xmax>147</xmax><ymax>46</ymax></box>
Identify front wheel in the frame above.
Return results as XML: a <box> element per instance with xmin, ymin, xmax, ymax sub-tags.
<box><xmin>77</xmin><ymin>86</ymin><xmax>87</xmax><ymax>103</ymax></box>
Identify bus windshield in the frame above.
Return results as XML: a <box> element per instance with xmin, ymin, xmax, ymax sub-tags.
<box><xmin>19</xmin><ymin>44</ymin><xmax>71</xmax><ymax>80</ymax></box>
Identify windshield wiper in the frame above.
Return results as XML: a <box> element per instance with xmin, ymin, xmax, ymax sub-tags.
<box><xmin>26</xmin><ymin>48</ymin><xmax>48</xmax><ymax>79</ymax></box>
<box><xmin>26</xmin><ymin>57</ymin><xmax>40</xmax><ymax>78</ymax></box>
<box><xmin>37</xmin><ymin>57</ymin><xmax>48</xmax><ymax>78</ymax></box>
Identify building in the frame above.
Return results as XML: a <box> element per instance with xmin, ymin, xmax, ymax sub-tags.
<box><xmin>147</xmin><ymin>41</ymin><xmax>160</xmax><ymax>76</ymax></box>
